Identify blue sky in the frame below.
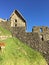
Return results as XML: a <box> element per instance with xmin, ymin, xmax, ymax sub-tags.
<box><xmin>0</xmin><ymin>0</ymin><xmax>49</xmax><ymax>32</ymax></box>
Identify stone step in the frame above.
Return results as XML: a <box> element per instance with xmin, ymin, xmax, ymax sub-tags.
<box><xmin>0</xmin><ymin>35</ymin><xmax>12</xmax><ymax>40</ymax></box>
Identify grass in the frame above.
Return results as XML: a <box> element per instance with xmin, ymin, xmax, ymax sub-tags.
<box><xmin>0</xmin><ymin>26</ymin><xmax>47</xmax><ymax>65</ymax></box>
<box><xmin>0</xmin><ymin>26</ymin><xmax>11</xmax><ymax>36</ymax></box>
<box><xmin>0</xmin><ymin>37</ymin><xmax>47</xmax><ymax>65</ymax></box>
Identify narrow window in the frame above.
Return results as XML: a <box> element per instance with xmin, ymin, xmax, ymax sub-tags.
<box><xmin>40</xmin><ymin>28</ymin><xmax>43</xmax><ymax>32</ymax></box>
<box><xmin>15</xmin><ymin>24</ymin><xmax>17</xmax><ymax>26</ymax></box>
<box><xmin>15</xmin><ymin>20</ymin><xmax>17</xmax><ymax>22</ymax></box>
<box><xmin>40</xmin><ymin>35</ymin><xmax>44</xmax><ymax>41</ymax></box>
<box><xmin>15</xmin><ymin>19</ymin><xmax>17</xmax><ymax>27</ymax></box>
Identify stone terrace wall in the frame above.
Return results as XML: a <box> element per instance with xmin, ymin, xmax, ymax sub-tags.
<box><xmin>42</xmin><ymin>41</ymin><xmax>49</xmax><ymax>64</ymax></box>
<box><xmin>0</xmin><ymin>21</ymin><xmax>11</xmax><ymax>31</ymax></box>
<box><xmin>11</xmin><ymin>27</ymin><xmax>49</xmax><ymax>64</ymax></box>
<box><xmin>10</xmin><ymin>27</ymin><xmax>40</xmax><ymax>47</ymax></box>
<box><xmin>0</xmin><ymin>23</ymin><xmax>49</xmax><ymax>64</ymax></box>
<box><xmin>32</xmin><ymin>26</ymin><xmax>49</xmax><ymax>41</ymax></box>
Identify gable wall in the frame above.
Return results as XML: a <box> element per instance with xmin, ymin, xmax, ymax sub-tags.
<box><xmin>0</xmin><ymin>10</ymin><xmax>49</xmax><ymax>64</ymax></box>
<box><xmin>10</xmin><ymin>13</ymin><xmax>26</xmax><ymax>27</ymax></box>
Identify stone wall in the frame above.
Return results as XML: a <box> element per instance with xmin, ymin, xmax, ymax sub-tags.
<box><xmin>11</xmin><ymin>27</ymin><xmax>49</xmax><ymax>64</ymax></box>
<box><xmin>0</xmin><ymin>21</ymin><xmax>11</xmax><ymax>31</ymax></box>
<box><xmin>33</xmin><ymin>26</ymin><xmax>49</xmax><ymax>41</ymax></box>
<box><xmin>32</xmin><ymin>26</ymin><xmax>48</xmax><ymax>32</ymax></box>
<box><xmin>10</xmin><ymin>12</ymin><xmax>26</xmax><ymax>27</ymax></box>
<box><xmin>0</xmin><ymin>35</ymin><xmax>12</xmax><ymax>40</ymax></box>
<box><xmin>42</xmin><ymin>41</ymin><xmax>49</xmax><ymax>64</ymax></box>
<box><xmin>0</xmin><ymin>22</ymin><xmax>49</xmax><ymax>64</ymax></box>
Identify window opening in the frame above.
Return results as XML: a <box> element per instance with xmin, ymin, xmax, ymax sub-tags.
<box><xmin>40</xmin><ymin>35</ymin><xmax>44</xmax><ymax>41</ymax></box>
<box><xmin>15</xmin><ymin>19</ymin><xmax>17</xmax><ymax>27</ymax></box>
<box><xmin>15</xmin><ymin>20</ymin><xmax>17</xmax><ymax>22</ymax></box>
<box><xmin>40</xmin><ymin>28</ymin><xmax>43</xmax><ymax>32</ymax></box>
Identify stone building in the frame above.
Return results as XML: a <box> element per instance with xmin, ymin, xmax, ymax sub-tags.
<box><xmin>0</xmin><ymin>10</ymin><xmax>49</xmax><ymax>41</ymax></box>
<box><xmin>0</xmin><ymin>18</ymin><xmax>7</xmax><ymax>22</ymax></box>
<box><xmin>10</xmin><ymin>10</ymin><xmax>26</xmax><ymax>28</ymax></box>
<box><xmin>0</xmin><ymin>9</ymin><xmax>49</xmax><ymax>64</ymax></box>
<box><xmin>0</xmin><ymin>10</ymin><xmax>26</xmax><ymax>32</ymax></box>
<box><xmin>32</xmin><ymin>26</ymin><xmax>49</xmax><ymax>41</ymax></box>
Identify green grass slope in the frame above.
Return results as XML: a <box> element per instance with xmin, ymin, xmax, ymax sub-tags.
<box><xmin>0</xmin><ymin>26</ymin><xmax>47</xmax><ymax>65</ymax></box>
<box><xmin>0</xmin><ymin>26</ymin><xmax>11</xmax><ymax>36</ymax></box>
<box><xmin>0</xmin><ymin>37</ymin><xmax>47</xmax><ymax>65</ymax></box>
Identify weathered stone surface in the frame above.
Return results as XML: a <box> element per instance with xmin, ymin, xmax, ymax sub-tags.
<box><xmin>0</xmin><ymin>35</ymin><xmax>12</xmax><ymax>40</ymax></box>
<box><xmin>0</xmin><ymin>10</ymin><xmax>49</xmax><ymax>64</ymax></box>
<box><xmin>10</xmin><ymin>27</ymin><xmax>49</xmax><ymax>65</ymax></box>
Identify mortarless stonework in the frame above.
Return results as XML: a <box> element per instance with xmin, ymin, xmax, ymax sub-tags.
<box><xmin>0</xmin><ymin>10</ymin><xmax>49</xmax><ymax>64</ymax></box>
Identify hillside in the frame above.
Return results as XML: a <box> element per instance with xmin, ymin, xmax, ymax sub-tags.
<box><xmin>0</xmin><ymin>26</ymin><xmax>12</xmax><ymax>40</ymax></box>
<box><xmin>0</xmin><ymin>26</ymin><xmax>48</xmax><ymax>65</ymax></box>
<box><xmin>0</xmin><ymin>26</ymin><xmax>11</xmax><ymax>36</ymax></box>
